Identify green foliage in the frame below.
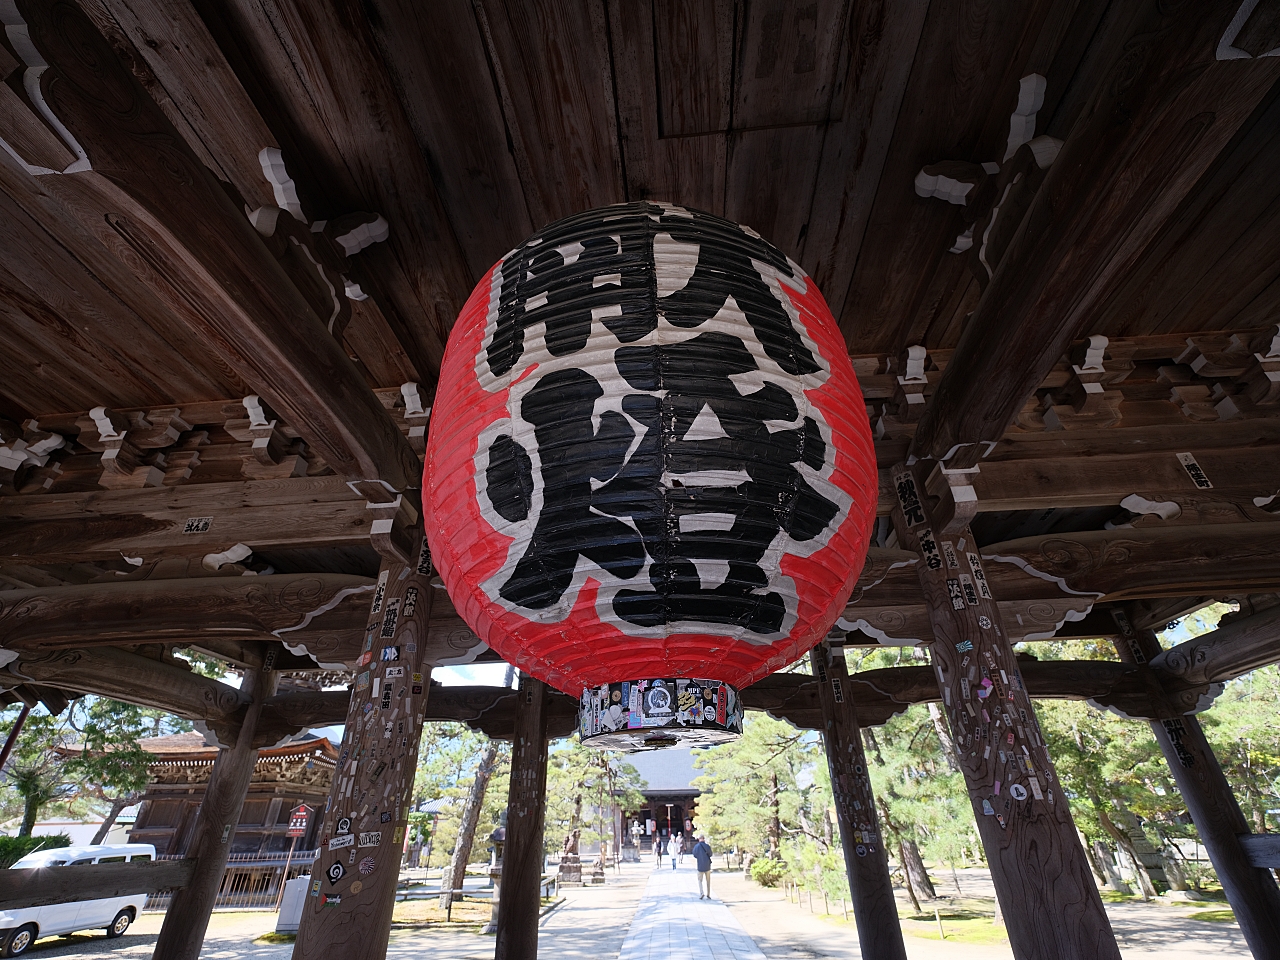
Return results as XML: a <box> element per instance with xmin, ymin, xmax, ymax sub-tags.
<box><xmin>0</xmin><ymin>833</ymin><xmax>71</xmax><ymax>868</ymax></box>
<box><xmin>749</xmin><ymin>857</ymin><xmax>784</xmax><ymax>886</ymax></box>
<box><xmin>692</xmin><ymin>714</ymin><xmax>820</xmax><ymax>861</ymax></box>
<box><xmin>409</xmin><ymin>722</ymin><xmax>503</xmax><ymax>867</ymax></box>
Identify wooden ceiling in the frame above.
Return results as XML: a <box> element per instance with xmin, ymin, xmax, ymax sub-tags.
<box><xmin>1</xmin><ymin>0</ymin><xmax>1278</xmax><ymax>426</ymax></box>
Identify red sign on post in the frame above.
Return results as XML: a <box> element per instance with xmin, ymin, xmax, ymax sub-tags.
<box><xmin>288</xmin><ymin>804</ymin><xmax>311</xmax><ymax>838</ymax></box>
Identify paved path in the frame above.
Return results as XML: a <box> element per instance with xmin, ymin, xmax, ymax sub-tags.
<box><xmin>16</xmin><ymin>862</ymin><xmax>1253</xmax><ymax>959</ymax></box>
<box><xmin>619</xmin><ymin>862</ymin><xmax>764</xmax><ymax>960</ymax></box>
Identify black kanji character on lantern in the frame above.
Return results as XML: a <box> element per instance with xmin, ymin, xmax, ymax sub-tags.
<box><xmin>479</xmin><ymin>202</ymin><xmax>842</xmax><ymax>636</ymax></box>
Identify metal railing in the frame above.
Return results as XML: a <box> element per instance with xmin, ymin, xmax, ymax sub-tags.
<box><xmin>143</xmin><ymin>851</ymin><xmax>318</xmax><ymax>912</ymax></box>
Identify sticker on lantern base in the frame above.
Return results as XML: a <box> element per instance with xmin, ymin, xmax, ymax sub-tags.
<box><xmin>578</xmin><ymin>678</ymin><xmax>743</xmax><ymax>749</ymax></box>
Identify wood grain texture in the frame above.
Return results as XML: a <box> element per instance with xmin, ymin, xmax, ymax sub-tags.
<box><xmin>1149</xmin><ymin>603</ymin><xmax>1280</xmax><ymax>686</ymax></box>
<box><xmin>494</xmin><ymin>674</ymin><xmax>550</xmax><ymax>960</ymax></box>
<box><xmin>153</xmin><ymin>666</ymin><xmax>275</xmax><ymax>960</ymax></box>
<box><xmin>1240</xmin><ymin>833</ymin><xmax>1280</xmax><ymax>869</ymax></box>
<box><xmin>607</xmin><ymin>0</ymin><xmax>728</xmax><ymax>212</ymax></box>
<box><xmin>1113</xmin><ymin>610</ymin><xmax>1280</xmax><ymax>959</ymax></box>
<box><xmin>838</xmin><ymin>0</ymin><xmax>1056</xmax><ymax>353</ymax></box>
<box><xmin>198</xmin><ymin>0</ymin><xmax>472</xmax><ymax>384</ymax></box>
<box><xmin>0</xmin><ymin>573</ymin><xmax>372</xmax><ymax>650</ymax></box>
<box><xmin>0</xmin><ymin>858</ymin><xmax>195</xmax><ymax>909</ymax></box>
<box><xmin>801</xmin><ymin>0</ymin><xmax>930</xmax><ymax>313</ymax></box>
<box><xmin>890</xmin><ymin>462</ymin><xmax>1121</xmax><ymax>960</ymax></box>
<box><xmin>0</xmin><ymin>477</ymin><xmax>373</xmax><ymax>564</ymax></box>
<box><xmin>3</xmin><ymin>646</ymin><xmax>248</xmax><ymax>723</ymax></box>
<box><xmin>473</xmin><ymin>0</ymin><xmax>624</xmax><ymax>223</ymax></box>
<box><xmin>291</xmin><ymin>534</ymin><xmax>434</xmax><ymax>960</ymax></box>
<box><xmin>14</xmin><ymin>0</ymin><xmax>419</xmax><ymax>490</ymax></box>
<box><xmin>810</xmin><ymin>642</ymin><xmax>908</xmax><ymax>960</ymax></box>
<box><xmin>910</xmin><ymin>2</ymin><xmax>1280</xmax><ymax>459</ymax></box>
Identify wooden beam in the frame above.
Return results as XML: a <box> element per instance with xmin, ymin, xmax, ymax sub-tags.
<box><xmin>494</xmin><ymin>674</ymin><xmax>550</xmax><ymax>960</ymax></box>
<box><xmin>1113</xmin><ymin>609</ymin><xmax>1280</xmax><ymax>958</ymax></box>
<box><xmin>0</xmin><ymin>477</ymin><xmax>373</xmax><ymax>565</ymax></box>
<box><xmin>810</xmin><ymin>643</ymin><xmax>907</xmax><ymax>960</ymax></box>
<box><xmin>1241</xmin><ymin>834</ymin><xmax>1280</xmax><ymax>870</ymax></box>
<box><xmin>1150</xmin><ymin>604</ymin><xmax>1280</xmax><ymax>686</ymax></box>
<box><xmin>255</xmin><ymin>685</ymin><xmax>580</xmax><ymax>745</ymax></box>
<box><xmin>889</xmin><ymin>463</ymin><xmax>1121</xmax><ymax>958</ymax></box>
<box><xmin>873</xmin><ymin>445</ymin><xmax>1280</xmax><ymax>517</ymax></box>
<box><xmin>910</xmin><ymin>4</ymin><xmax>1280</xmax><ymax>462</ymax></box>
<box><xmin>153</xmin><ymin>666</ymin><xmax>275</xmax><ymax>960</ymax></box>
<box><xmin>0</xmin><ymin>858</ymin><xmax>195</xmax><ymax>909</ymax></box>
<box><xmin>6</xmin><ymin>0</ymin><xmax>419</xmax><ymax>490</ymax></box>
<box><xmin>4</xmin><ymin>646</ymin><xmax>247</xmax><ymax>723</ymax></box>
<box><xmin>292</xmin><ymin>533</ymin><xmax>436</xmax><ymax>960</ymax></box>
<box><xmin>0</xmin><ymin>573</ymin><xmax>371</xmax><ymax>650</ymax></box>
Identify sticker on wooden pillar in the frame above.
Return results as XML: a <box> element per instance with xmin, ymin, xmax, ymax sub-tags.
<box><xmin>894</xmin><ymin>470</ymin><xmax>927</xmax><ymax>527</ymax></box>
<box><xmin>370</xmin><ymin>569</ymin><xmax>390</xmax><ymax>616</ymax></box>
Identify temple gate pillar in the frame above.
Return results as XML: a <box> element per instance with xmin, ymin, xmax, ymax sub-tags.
<box><xmin>889</xmin><ymin>463</ymin><xmax>1121</xmax><ymax>959</ymax></box>
<box><xmin>810</xmin><ymin>641</ymin><xmax>908</xmax><ymax>960</ymax></box>
<box><xmin>1113</xmin><ymin>607</ymin><xmax>1280</xmax><ymax>958</ymax></box>
<box><xmin>494</xmin><ymin>674</ymin><xmax>550</xmax><ymax>960</ymax></box>
<box><xmin>153</xmin><ymin>665</ymin><xmax>276</xmax><ymax>960</ymax></box>
<box><xmin>291</xmin><ymin>532</ymin><xmax>435</xmax><ymax>960</ymax></box>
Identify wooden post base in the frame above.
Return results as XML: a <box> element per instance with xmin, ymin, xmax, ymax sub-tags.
<box><xmin>152</xmin><ymin>667</ymin><xmax>275</xmax><ymax>960</ymax></box>
<box><xmin>810</xmin><ymin>642</ymin><xmax>908</xmax><ymax>960</ymax></box>
<box><xmin>891</xmin><ymin>463</ymin><xmax>1121</xmax><ymax>959</ymax></box>
<box><xmin>494</xmin><ymin>675</ymin><xmax>550</xmax><ymax>960</ymax></box>
<box><xmin>1114</xmin><ymin>609</ymin><xmax>1280</xmax><ymax>958</ymax></box>
<box><xmin>290</xmin><ymin>535</ymin><xmax>435</xmax><ymax>960</ymax></box>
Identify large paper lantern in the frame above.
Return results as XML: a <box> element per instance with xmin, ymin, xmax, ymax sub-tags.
<box><xmin>426</xmin><ymin>202</ymin><xmax>876</xmax><ymax>747</ymax></box>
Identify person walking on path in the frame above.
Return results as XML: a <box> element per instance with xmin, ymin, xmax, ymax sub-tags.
<box><xmin>693</xmin><ymin>835</ymin><xmax>713</xmax><ymax>899</ymax></box>
<box><xmin>655</xmin><ymin>835</ymin><xmax>666</xmax><ymax>870</ymax></box>
<box><xmin>671</xmin><ymin>832</ymin><xmax>681</xmax><ymax>870</ymax></box>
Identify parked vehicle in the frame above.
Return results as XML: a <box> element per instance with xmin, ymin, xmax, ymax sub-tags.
<box><xmin>0</xmin><ymin>843</ymin><xmax>156</xmax><ymax>957</ymax></box>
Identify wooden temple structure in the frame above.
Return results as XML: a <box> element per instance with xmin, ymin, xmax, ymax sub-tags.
<box><xmin>0</xmin><ymin>1</ymin><xmax>1278</xmax><ymax>958</ymax></box>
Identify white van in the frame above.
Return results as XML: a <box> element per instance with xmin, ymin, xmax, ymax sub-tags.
<box><xmin>0</xmin><ymin>843</ymin><xmax>156</xmax><ymax>956</ymax></box>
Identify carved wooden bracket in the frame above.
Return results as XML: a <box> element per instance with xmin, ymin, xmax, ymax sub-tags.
<box><xmin>924</xmin><ymin>460</ymin><xmax>979</xmax><ymax>534</ymax></box>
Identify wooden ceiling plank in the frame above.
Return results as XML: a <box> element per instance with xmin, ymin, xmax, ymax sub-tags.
<box><xmin>473</xmin><ymin>0</ymin><xmax>625</xmax><ymax>221</ymax></box>
<box><xmin>836</xmin><ymin>0</ymin><xmax>1058</xmax><ymax>354</ymax></box>
<box><xmin>910</xmin><ymin>4</ymin><xmax>1280</xmax><ymax>461</ymax></box>
<box><xmin>725</xmin><ymin>125</ymin><xmax>826</xmax><ymax>258</ymax></box>
<box><xmin>86</xmin><ymin>0</ymin><xmax>277</xmax><ymax>209</ymax></box>
<box><xmin>607</xmin><ymin>0</ymin><xmax>728</xmax><ymax>213</ymax></box>
<box><xmin>1086</xmin><ymin>85</ymin><xmax>1280</xmax><ymax>338</ymax></box>
<box><xmin>10</xmin><ymin>0</ymin><xmax>419</xmax><ymax>490</ymax></box>
<box><xmin>203</xmin><ymin>0</ymin><xmax>472</xmax><ymax>383</ymax></box>
<box><xmin>797</xmin><ymin>0</ymin><xmax>928</xmax><ymax>310</ymax></box>
<box><xmin>363</xmin><ymin>0</ymin><xmax>533</xmax><ymax>276</ymax></box>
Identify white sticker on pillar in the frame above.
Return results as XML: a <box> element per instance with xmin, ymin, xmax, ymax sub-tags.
<box><xmin>370</xmin><ymin>569</ymin><xmax>390</xmax><ymax>616</ymax></box>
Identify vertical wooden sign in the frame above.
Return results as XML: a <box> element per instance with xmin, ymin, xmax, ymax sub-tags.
<box><xmin>890</xmin><ymin>463</ymin><xmax>1121</xmax><ymax>960</ymax></box>
<box><xmin>291</xmin><ymin>532</ymin><xmax>435</xmax><ymax>960</ymax></box>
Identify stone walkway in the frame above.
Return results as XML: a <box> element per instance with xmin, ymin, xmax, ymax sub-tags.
<box><xmin>13</xmin><ymin>861</ymin><xmax>1254</xmax><ymax>959</ymax></box>
<box><xmin>619</xmin><ymin>861</ymin><xmax>764</xmax><ymax>960</ymax></box>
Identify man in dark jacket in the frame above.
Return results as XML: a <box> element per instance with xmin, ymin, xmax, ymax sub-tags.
<box><xmin>692</xmin><ymin>834</ymin><xmax>713</xmax><ymax>899</ymax></box>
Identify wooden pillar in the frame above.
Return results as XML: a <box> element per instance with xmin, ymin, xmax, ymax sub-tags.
<box><xmin>494</xmin><ymin>675</ymin><xmax>550</xmax><ymax>960</ymax></box>
<box><xmin>153</xmin><ymin>666</ymin><xmax>276</xmax><ymax>960</ymax></box>
<box><xmin>889</xmin><ymin>463</ymin><xmax>1121</xmax><ymax>959</ymax></box>
<box><xmin>810</xmin><ymin>642</ymin><xmax>908</xmax><ymax>960</ymax></box>
<box><xmin>1113</xmin><ymin>608</ymin><xmax>1280</xmax><ymax>958</ymax></box>
<box><xmin>291</xmin><ymin>533</ymin><xmax>436</xmax><ymax>960</ymax></box>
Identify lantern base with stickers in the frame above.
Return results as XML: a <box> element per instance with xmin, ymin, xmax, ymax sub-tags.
<box><xmin>578</xmin><ymin>677</ymin><xmax>743</xmax><ymax>749</ymax></box>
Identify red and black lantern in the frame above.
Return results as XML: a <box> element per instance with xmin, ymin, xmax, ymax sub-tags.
<box><xmin>426</xmin><ymin>202</ymin><xmax>876</xmax><ymax>747</ymax></box>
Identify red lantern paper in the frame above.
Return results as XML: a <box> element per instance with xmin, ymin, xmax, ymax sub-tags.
<box><xmin>425</xmin><ymin>202</ymin><xmax>876</xmax><ymax>738</ymax></box>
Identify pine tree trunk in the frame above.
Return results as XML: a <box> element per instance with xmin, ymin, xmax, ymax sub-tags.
<box><xmin>927</xmin><ymin>702</ymin><xmax>961</xmax><ymax>772</ymax></box>
<box><xmin>901</xmin><ymin>838</ymin><xmax>936</xmax><ymax>899</ymax></box>
<box><xmin>766</xmin><ymin>769</ymin><xmax>781</xmax><ymax>859</ymax></box>
<box><xmin>18</xmin><ymin>795</ymin><xmax>38</xmax><ymax>838</ymax></box>
<box><xmin>91</xmin><ymin>796</ymin><xmax>135</xmax><ymax>844</ymax></box>
<box><xmin>439</xmin><ymin>740</ymin><xmax>499</xmax><ymax>911</ymax></box>
<box><xmin>898</xmin><ymin>841</ymin><xmax>921</xmax><ymax>913</ymax></box>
